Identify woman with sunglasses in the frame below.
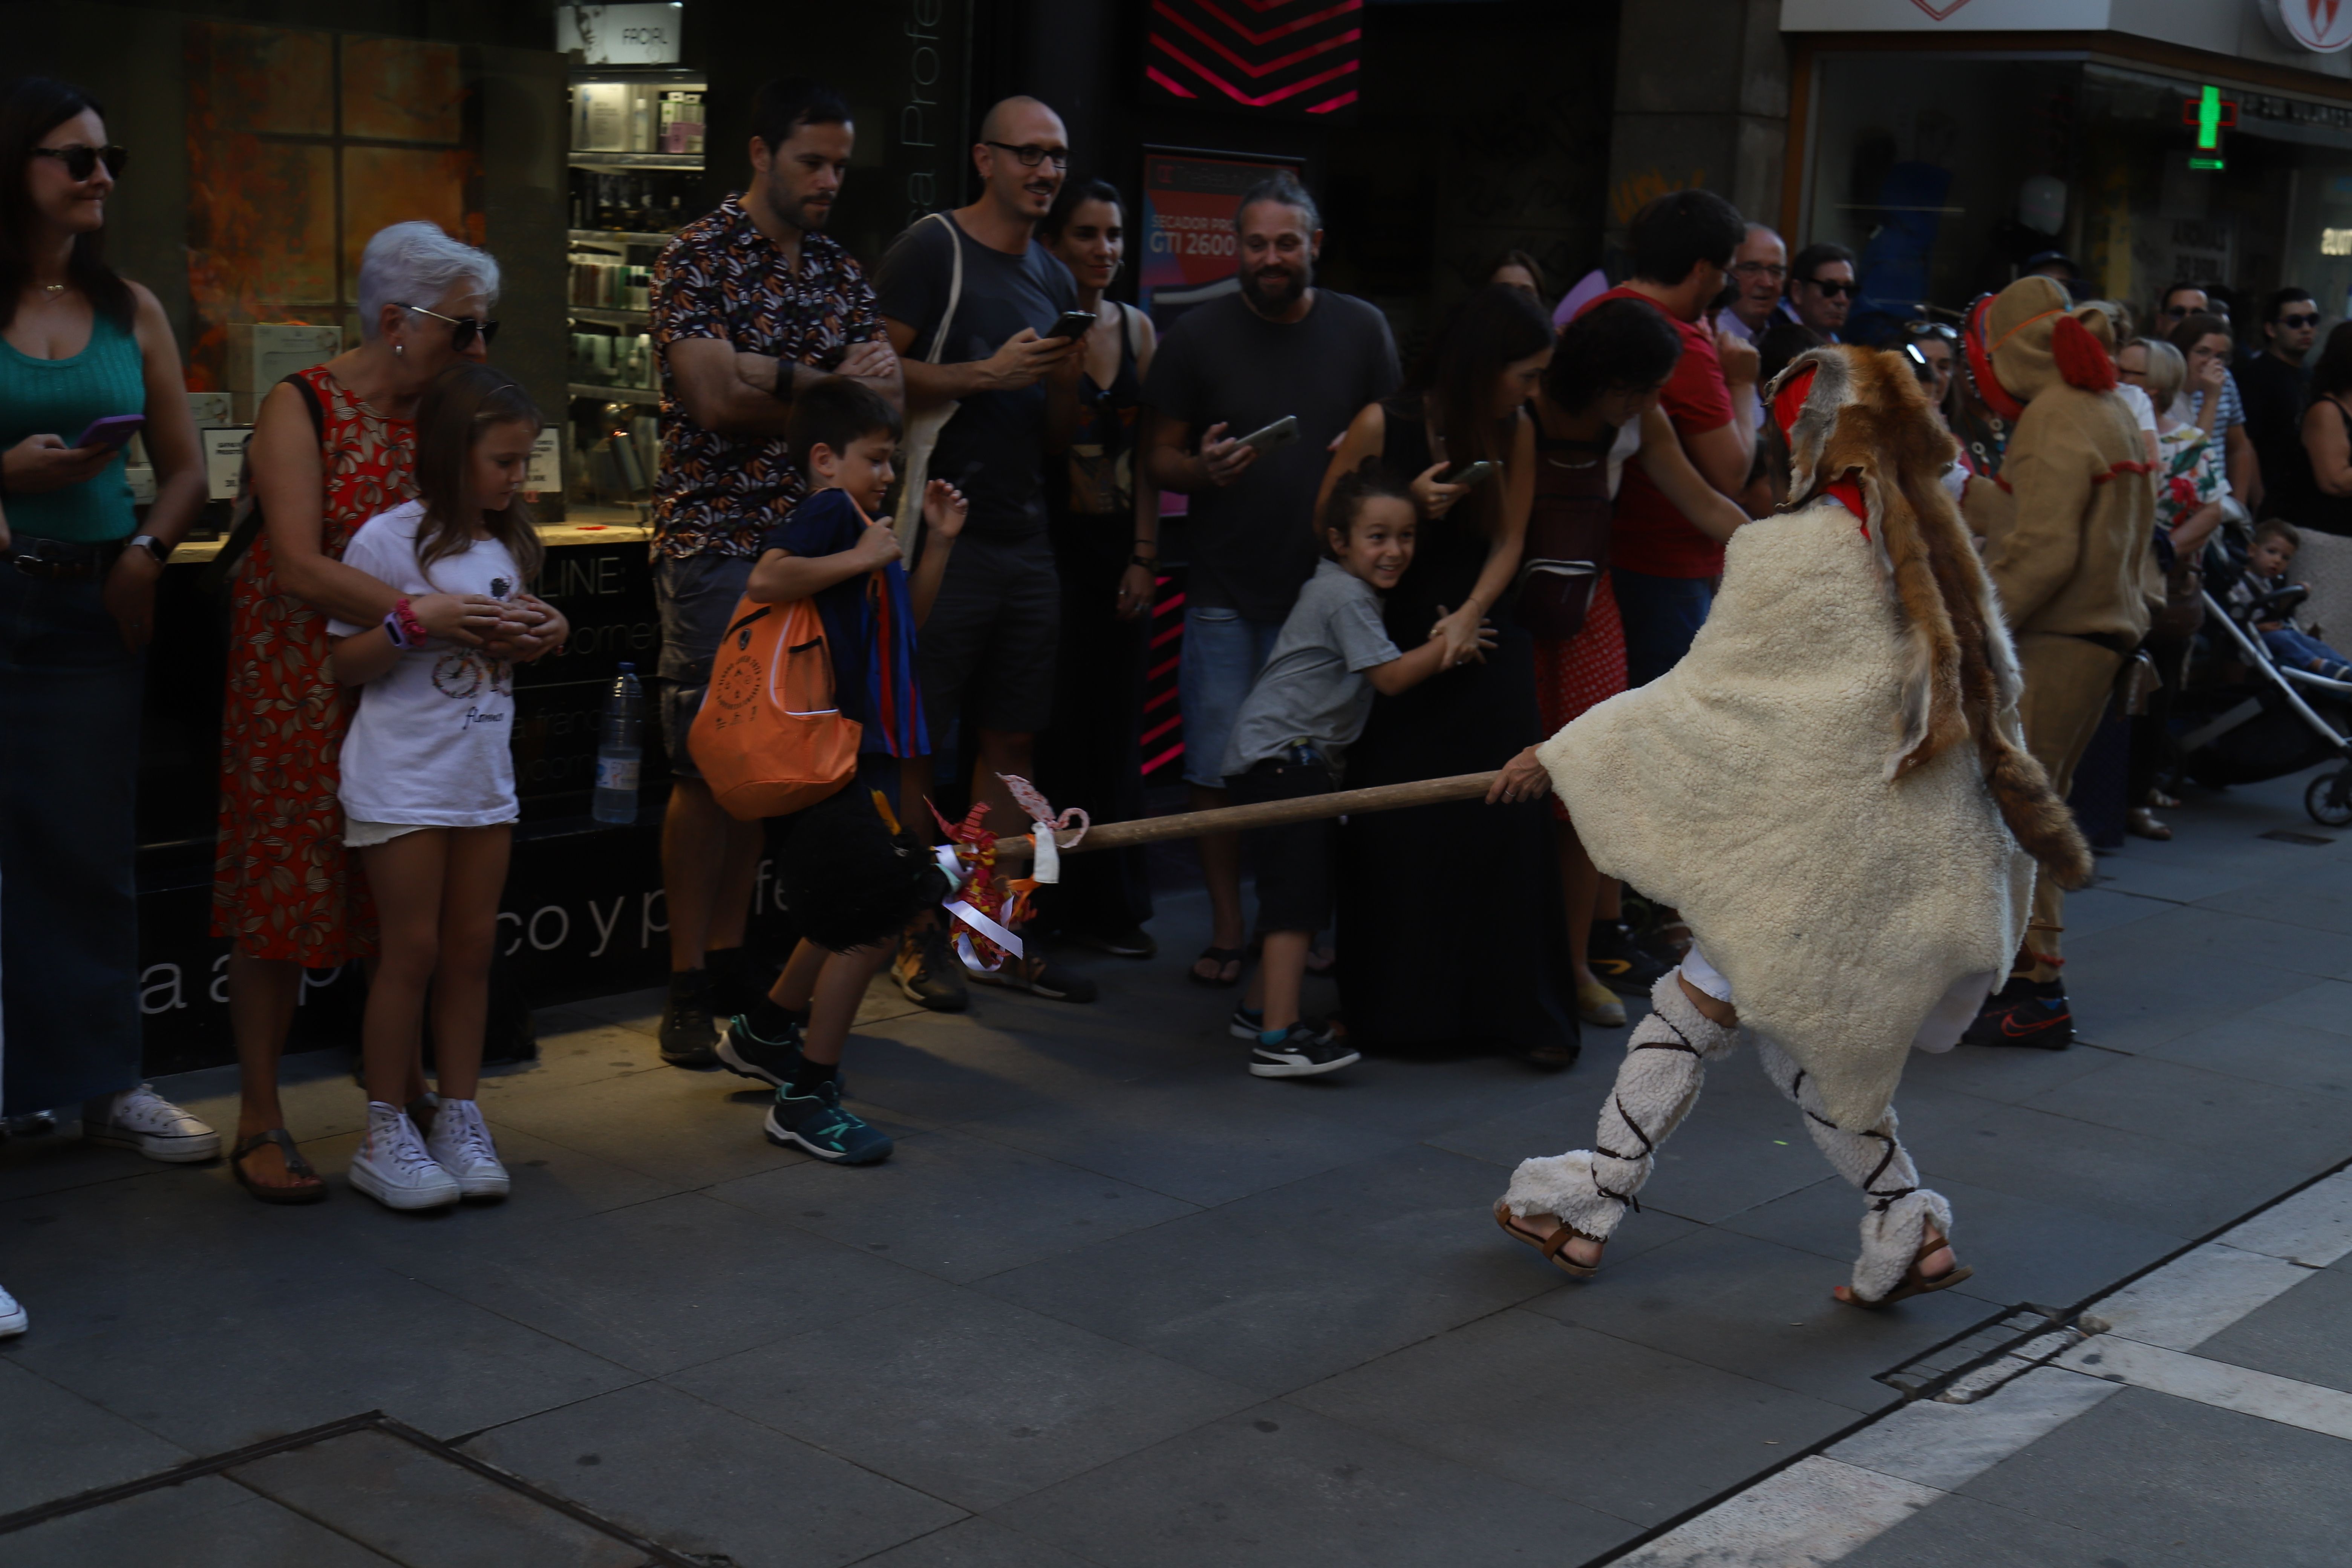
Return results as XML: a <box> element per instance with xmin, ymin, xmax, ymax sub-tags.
<box><xmin>215</xmin><ymin>221</ymin><xmax>533</xmax><ymax>1203</ymax></box>
<box><xmin>0</xmin><ymin>78</ymin><xmax>220</xmax><ymax>1243</ymax></box>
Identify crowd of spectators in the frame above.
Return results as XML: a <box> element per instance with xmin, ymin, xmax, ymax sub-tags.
<box><xmin>8</xmin><ymin>56</ymin><xmax>2351</xmax><ymax>1335</ymax></box>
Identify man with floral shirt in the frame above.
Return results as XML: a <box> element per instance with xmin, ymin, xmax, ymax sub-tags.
<box><xmin>648</xmin><ymin>76</ymin><xmax>901</xmax><ymax>1066</ymax></box>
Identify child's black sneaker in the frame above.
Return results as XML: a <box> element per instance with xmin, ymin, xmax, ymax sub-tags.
<box><xmin>1586</xmin><ymin>919</ymin><xmax>1672</xmax><ymax>995</ymax></box>
<box><xmin>1249</xmin><ymin>1024</ymin><xmax>1360</xmax><ymax>1079</ymax></box>
<box><xmin>764</xmin><ymin>1079</ymin><xmax>893</xmax><ymax>1165</ymax></box>
<box><xmin>1962</xmin><ymin>977</ymin><xmax>2073</xmax><ymax>1050</ymax></box>
<box><xmin>716</xmin><ymin>1013</ymin><xmax>806</xmax><ymax>1089</ymax></box>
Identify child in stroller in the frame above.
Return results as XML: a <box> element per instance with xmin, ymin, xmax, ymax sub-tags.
<box><xmin>2229</xmin><ymin>520</ymin><xmax>2352</xmax><ymax>682</ymax></box>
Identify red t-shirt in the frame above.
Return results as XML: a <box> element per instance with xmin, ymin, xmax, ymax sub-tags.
<box><xmin>1576</xmin><ymin>286</ymin><xmax>1733</xmax><ymax>579</ymax></box>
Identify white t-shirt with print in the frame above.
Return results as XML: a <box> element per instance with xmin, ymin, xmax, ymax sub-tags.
<box><xmin>329</xmin><ymin>500</ymin><xmax>522</xmax><ymax>827</ymax></box>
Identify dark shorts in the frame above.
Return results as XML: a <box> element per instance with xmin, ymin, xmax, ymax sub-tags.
<box><xmin>1611</xmin><ymin>567</ymin><xmax>1716</xmax><ymax>688</ymax></box>
<box><xmin>914</xmin><ymin>533</ymin><xmax>1059</xmax><ymax>749</ymax></box>
<box><xmin>1225</xmin><ymin>756</ymin><xmax>1335</xmax><ymax>936</ymax></box>
<box><xmin>653</xmin><ymin>552</ymin><xmax>756</xmax><ymax>779</ymax></box>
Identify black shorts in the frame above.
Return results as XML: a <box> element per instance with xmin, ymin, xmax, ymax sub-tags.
<box><xmin>1225</xmin><ymin>756</ymin><xmax>1335</xmax><ymax>936</ymax></box>
<box><xmin>914</xmin><ymin>533</ymin><xmax>1059</xmax><ymax>749</ymax></box>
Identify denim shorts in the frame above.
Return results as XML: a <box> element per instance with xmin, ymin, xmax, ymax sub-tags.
<box><xmin>653</xmin><ymin>552</ymin><xmax>756</xmax><ymax>779</ymax></box>
<box><xmin>1612</xmin><ymin>568</ymin><xmax>1715</xmax><ymax>689</ymax></box>
<box><xmin>1178</xmin><ymin>605</ymin><xmax>1285</xmax><ymax>789</ymax></box>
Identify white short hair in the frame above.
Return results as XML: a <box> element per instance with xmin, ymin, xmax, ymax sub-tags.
<box><xmin>356</xmin><ymin>222</ymin><xmax>501</xmax><ymax>341</ymax></box>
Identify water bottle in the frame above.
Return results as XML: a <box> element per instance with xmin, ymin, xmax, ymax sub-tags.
<box><xmin>592</xmin><ymin>662</ymin><xmax>645</xmax><ymax>825</ymax></box>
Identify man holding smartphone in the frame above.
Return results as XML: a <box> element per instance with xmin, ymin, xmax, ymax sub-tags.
<box><xmin>1141</xmin><ymin>173</ymin><xmax>1400</xmax><ymax>986</ymax></box>
<box><xmin>877</xmin><ymin>95</ymin><xmax>1088</xmax><ymax>1009</ymax></box>
<box><xmin>648</xmin><ymin>76</ymin><xmax>902</xmax><ymax>1066</ymax></box>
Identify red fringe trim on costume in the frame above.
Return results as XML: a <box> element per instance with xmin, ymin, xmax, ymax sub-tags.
<box><xmin>2052</xmin><ymin>314</ymin><xmax>2117</xmax><ymax>392</ymax></box>
<box><xmin>2093</xmin><ymin>461</ymin><xmax>2154</xmax><ymax>485</ymax></box>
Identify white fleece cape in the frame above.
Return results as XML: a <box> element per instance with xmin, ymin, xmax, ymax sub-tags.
<box><xmin>1541</xmin><ymin>499</ymin><xmax>2035</xmax><ymax>1129</ymax></box>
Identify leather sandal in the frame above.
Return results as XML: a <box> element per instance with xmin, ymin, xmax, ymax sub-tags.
<box><xmin>1493</xmin><ymin>1200</ymin><xmax>1600</xmax><ymax>1279</ymax></box>
<box><xmin>1839</xmin><ymin>1232</ymin><xmax>1972</xmax><ymax>1309</ymax></box>
<box><xmin>230</xmin><ymin>1129</ymin><xmax>328</xmax><ymax>1205</ymax></box>
<box><xmin>1188</xmin><ymin>946</ymin><xmax>1244</xmax><ymax>987</ymax></box>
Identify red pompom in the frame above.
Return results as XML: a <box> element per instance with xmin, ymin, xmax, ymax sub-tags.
<box><xmin>2051</xmin><ymin>313</ymin><xmax>2117</xmax><ymax>393</ymax></box>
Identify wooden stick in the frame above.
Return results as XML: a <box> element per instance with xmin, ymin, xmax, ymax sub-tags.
<box><xmin>994</xmin><ymin>772</ymin><xmax>1501</xmax><ymax>861</ymax></box>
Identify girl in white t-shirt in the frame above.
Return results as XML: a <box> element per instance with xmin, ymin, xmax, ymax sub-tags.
<box><xmin>328</xmin><ymin>364</ymin><xmax>568</xmax><ymax>1211</ymax></box>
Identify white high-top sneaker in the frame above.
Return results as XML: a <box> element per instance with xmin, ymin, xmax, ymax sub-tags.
<box><xmin>83</xmin><ymin>1085</ymin><xmax>220</xmax><ymax>1163</ymax></box>
<box><xmin>424</xmin><ymin>1098</ymin><xmax>510</xmax><ymax>1200</ymax></box>
<box><xmin>0</xmin><ymin>1280</ymin><xmax>25</xmax><ymax>1338</ymax></box>
<box><xmin>348</xmin><ymin>1102</ymin><xmax>459</xmax><ymax>1210</ymax></box>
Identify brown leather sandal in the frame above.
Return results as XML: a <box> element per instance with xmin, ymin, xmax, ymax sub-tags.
<box><xmin>231</xmin><ymin>1129</ymin><xmax>328</xmax><ymax>1206</ymax></box>
<box><xmin>1493</xmin><ymin>1200</ymin><xmax>1601</xmax><ymax>1279</ymax></box>
<box><xmin>1839</xmin><ymin>1232</ymin><xmax>1972</xmax><ymax>1309</ymax></box>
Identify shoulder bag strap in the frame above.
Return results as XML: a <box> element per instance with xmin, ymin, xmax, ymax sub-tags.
<box><xmin>925</xmin><ymin>210</ymin><xmax>963</xmax><ymax>366</ymax></box>
<box><xmin>199</xmin><ymin>372</ymin><xmax>326</xmax><ymax>596</ymax></box>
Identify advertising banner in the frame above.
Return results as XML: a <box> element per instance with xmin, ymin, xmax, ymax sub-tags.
<box><xmin>1138</xmin><ymin>147</ymin><xmax>1306</xmax><ymax>330</ymax></box>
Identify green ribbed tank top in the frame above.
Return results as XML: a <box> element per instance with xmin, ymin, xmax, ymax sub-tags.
<box><xmin>0</xmin><ymin>310</ymin><xmax>144</xmax><ymax>542</ymax></box>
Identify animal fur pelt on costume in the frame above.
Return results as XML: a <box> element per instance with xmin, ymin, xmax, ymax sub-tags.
<box><xmin>1538</xmin><ymin>345</ymin><xmax>2086</xmax><ymax>1130</ymax></box>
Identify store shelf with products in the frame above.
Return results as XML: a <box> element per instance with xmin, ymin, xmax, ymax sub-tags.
<box><xmin>568</xmin><ymin>306</ymin><xmax>649</xmax><ymax>328</ymax></box>
<box><xmin>569</xmin><ymin>228</ymin><xmax>677</xmax><ymax>248</ymax></box>
<box><xmin>569</xmin><ymin>384</ymin><xmax>661</xmax><ymax>405</ymax></box>
<box><xmin>568</xmin><ymin>152</ymin><xmax>702</xmax><ymax>171</ymax></box>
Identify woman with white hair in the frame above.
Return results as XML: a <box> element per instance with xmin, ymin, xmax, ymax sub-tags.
<box><xmin>216</xmin><ymin>221</ymin><xmax>537</xmax><ymax>1202</ymax></box>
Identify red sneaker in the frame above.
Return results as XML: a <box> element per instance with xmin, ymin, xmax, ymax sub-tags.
<box><xmin>1962</xmin><ymin>978</ymin><xmax>2074</xmax><ymax>1050</ymax></box>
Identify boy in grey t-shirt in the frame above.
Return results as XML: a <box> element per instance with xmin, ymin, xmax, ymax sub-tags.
<box><xmin>1219</xmin><ymin>464</ymin><xmax>1491</xmax><ymax>1080</ymax></box>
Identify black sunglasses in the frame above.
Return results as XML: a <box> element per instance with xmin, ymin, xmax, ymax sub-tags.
<box><xmin>399</xmin><ymin>302</ymin><xmax>500</xmax><ymax>350</ymax></box>
<box><xmin>985</xmin><ymin>140</ymin><xmax>1070</xmax><ymax>170</ymax></box>
<box><xmin>1805</xmin><ymin>277</ymin><xmax>1859</xmax><ymax>299</ymax></box>
<box><xmin>2280</xmin><ymin>312</ymin><xmax>2321</xmax><ymax>329</ymax></box>
<box><xmin>32</xmin><ymin>143</ymin><xmax>129</xmax><ymax>182</ymax></box>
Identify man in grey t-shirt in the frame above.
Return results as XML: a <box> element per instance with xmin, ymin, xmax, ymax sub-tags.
<box><xmin>1142</xmin><ymin>173</ymin><xmax>1399</xmax><ymax>984</ymax></box>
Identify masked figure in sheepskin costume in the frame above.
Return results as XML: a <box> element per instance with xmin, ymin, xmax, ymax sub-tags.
<box><xmin>1486</xmin><ymin>343</ymin><xmax>2093</xmax><ymax>1308</ymax></box>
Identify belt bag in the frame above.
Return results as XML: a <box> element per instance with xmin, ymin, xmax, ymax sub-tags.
<box><xmin>892</xmin><ymin>211</ymin><xmax>965</xmax><ymax>559</ymax></box>
<box><xmin>688</xmin><ymin>595</ymin><xmax>861</xmax><ymax>822</ymax></box>
<box><xmin>1515</xmin><ymin>558</ymin><xmax>1601</xmax><ymax>641</ymax></box>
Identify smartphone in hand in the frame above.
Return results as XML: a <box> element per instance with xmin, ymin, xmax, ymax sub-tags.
<box><xmin>74</xmin><ymin>414</ymin><xmax>145</xmax><ymax>451</ymax></box>
<box><xmin>1235</xmin><ymin>415</ymin><xmax>1300</xmax><ymax>455</ymax></box>
<box><xmin>1444</xmin><ymin>459</ymin><xmax>1499</xmax><ymax>488</ymax></box>
<box><xmin>1043</xmin><ymin>310</ymin><xmax>1098</xmax><ymax>341</ymax></box>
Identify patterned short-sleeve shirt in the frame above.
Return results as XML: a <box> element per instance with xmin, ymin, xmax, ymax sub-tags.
<box><xmin>651</xmin><ymin>195</ymin><xmax>883</xmax><ymax>559</ymax></box>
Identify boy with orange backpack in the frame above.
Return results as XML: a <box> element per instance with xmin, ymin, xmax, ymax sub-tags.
<box><xmin>710</xmin><ymin>376</ymin><xmax>965</xmax><ymax>1164</ymax></box>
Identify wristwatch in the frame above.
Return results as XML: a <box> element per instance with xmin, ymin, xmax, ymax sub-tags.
<box><xmin>129</xmin><ymin>534</ymin><xmax>171</xmax><ymax>565</ymax></box>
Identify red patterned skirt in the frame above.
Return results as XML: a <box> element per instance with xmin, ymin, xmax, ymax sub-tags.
<box><xmin>1531</xmin><ymin>571</ymin><xmax>1628</xmax><ymax>821</ymax></box>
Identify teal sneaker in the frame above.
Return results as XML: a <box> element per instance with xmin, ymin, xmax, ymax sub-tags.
<box><xmin>764</xmin><ymin>1079</ymin><xmax>893</xmax><ymax>1165</ymax></box>
<box><xmin>717</xmin><ymin>1013</ymin><xmax>805</xmax><ymax>1089</ymax></box>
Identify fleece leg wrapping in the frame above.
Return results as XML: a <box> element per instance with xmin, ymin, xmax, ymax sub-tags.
<box><xmin>1503</xmin><ymin>973</ymin><xmax>1742</xmax><ymax>1242</ymax></box>
<box><xmin>1755</xmin><ymin>1036</ymin><xmax>1954</xmax><ymax>1302</ymax></box>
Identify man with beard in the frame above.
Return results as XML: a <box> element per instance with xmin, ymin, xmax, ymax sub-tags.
<box><xmin>877</xmin><ymin>96</ymin><xmax>1089</xmax><ymax>1009</ymax></box>
<box><xmin>648</xmin><ymin>77</ymin><xmax>903</xmax><ymax>1066</ymax></box>
<box><xmin>1141</xmin><ymin>174</ymin><xmax>1400</xmax><ymax>988</ymax></box>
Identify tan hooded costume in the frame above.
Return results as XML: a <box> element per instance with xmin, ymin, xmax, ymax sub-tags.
<box><xmin>1501</xmin><ymin>345</ymin><xmax>2090</xmax><ymax>1303</ymax></box>
<box><xmin>1962</xmin><ymin>275</ymin><xmax>2156</xmax><ymax>982</ymax></box>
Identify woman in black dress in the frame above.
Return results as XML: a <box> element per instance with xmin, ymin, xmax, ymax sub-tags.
<box><xmin>1034</xmin><ymin>179</ymin><xmax>1159</xmax><ymax>955</ymax></box>
<box><xmin>1319</xmin><ymin>284</ymin><xmax>1579</xmax><ymax>1066</ymax></box>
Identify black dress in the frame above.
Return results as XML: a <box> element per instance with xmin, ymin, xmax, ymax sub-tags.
<box><xmin>1034</xmin><ymin>303</ymin><xmax>1155</xmax><ymax>938</ymax></box>
<box><xmin>1333</xmin><ymin>404</ymin><xmax>1579</xmax><ymax>1058</ymax></box>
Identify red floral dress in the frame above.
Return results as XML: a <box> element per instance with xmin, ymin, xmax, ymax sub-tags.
<box><xmin>211</xmin><ymin>367</ymin><xmax>414</xmax><ymax>963</ymax></box>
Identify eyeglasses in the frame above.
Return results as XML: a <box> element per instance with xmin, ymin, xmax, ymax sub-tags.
<box><xmin>985</xmin><ymin>141</ymin><xmax>1070</xmax><ymax>170</ymax></box>
<box><xmin>1730</xmin><ymin>261</ymin><xmax>1787</xmax><ymax>280</ymax></box>
<box><xmin>31</xmin><ymin>143</ymin><xmax>129</xmax><ymax>182</ymax></box>
<box><xmin>398</xmin><ymin>302</ymin><xmax>500</xmax><ymax>350</ymax></box>
<box><xmin>1904</xmin><ymin>320</ymin><xmax>1961</xmax><ymax>343</ymax></box>
<box><xmin>1805</xmin><ymin>278</ymin><xmax>1859</xmax><ymax>299</ymax></box>
<box><xmin>2280</xmin><ymin>312</ymin><xmax>2321</xmax><ymax>329</ymax></box>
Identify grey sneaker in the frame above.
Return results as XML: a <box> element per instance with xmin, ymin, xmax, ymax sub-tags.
<box><xmin>659</xmin><ymin>970</ymin><xmax>720</xmax><ymax>1067</ymax></box>
<box><xmin>348</xmin><ymin>1102</ymin><xmax>460</xmax><ymax>1211</ymax></box>
<box><xmin>83</xmin><ymin>1085</ymin><xmax>220</xmax><ymax>1163</ymax></box>
<box><xmin>1249</xmin><ymin>1025</ymin><xmax>1360</xmax><ymax>1080</ymax></box>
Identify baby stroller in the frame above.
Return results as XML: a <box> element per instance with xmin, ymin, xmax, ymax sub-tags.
<box><xmin>2174</xmin><ymin>577</ymin><xmax>2352</xmax><ymax>826</ymax></box>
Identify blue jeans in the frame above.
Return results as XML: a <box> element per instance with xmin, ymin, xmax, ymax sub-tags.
<box><xmin>0</xmin><ymin>568</ymin><xmax>144</xmax><ymax>1114</ymax></box>
<box><xmin>1178</xmin><ymin>606</ymin><xmax>1285</xmax><ymax>789</ymax></box>
<box><xmin>2261</xmin><ymin>625</ymin><xmax>2352</xmax><ymax>680</ymax></box>
<box><xmin>1612</xmin><ymin>568</ymin><xmax>1717</xmax><ymax>688</ymax></box>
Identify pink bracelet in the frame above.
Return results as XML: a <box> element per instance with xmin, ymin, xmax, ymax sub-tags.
<box><xmin>386</xmin><ymin>597</ymin><xmax>428</xmax><ymax>649</ymax></box>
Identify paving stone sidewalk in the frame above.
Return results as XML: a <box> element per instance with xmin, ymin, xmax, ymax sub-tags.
<box><xmin>2</xmin><ymin>769</ymin><xmax>2348</xmax><ymax>1566</ymax></box>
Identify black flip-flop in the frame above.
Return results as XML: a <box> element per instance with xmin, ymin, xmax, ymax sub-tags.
<box><xmin>230</xmin><ymin>1128</ymin><xmax>328</xmax><ymax>1206</ymax></box>
<box><xmin>1188</xmin><ymin>946</ymin><xmax>1244</xmax><ymax>987</ymax></box>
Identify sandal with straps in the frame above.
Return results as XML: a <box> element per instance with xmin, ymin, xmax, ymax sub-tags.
<box><xmin>1188</xmin><ymin>946</ymin><xmax>1245</xmax><ymax>987</ymax></box>
<box><xmin>231</xmin><ymin>1128</ymin><xmax>328</xmax><ymax>1206</ymax></box>
<box><xmin>1493</xmin><ymin>1200</ymin><xmax>1602</xmax><ymax>1279</ymax></box>
<box><xmin>1839</xmin><ymin>1231</ymin><xmax>1972</xmax><ymax>1309</ymax></box>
